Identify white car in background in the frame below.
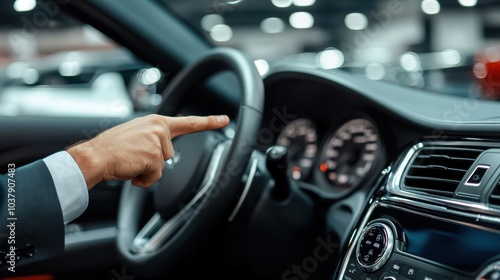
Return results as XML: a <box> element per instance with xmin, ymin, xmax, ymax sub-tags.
<box><xmin>0</xmin><ymin>49</ymin><xmax>161</xmax><ymax>117</ymax></box>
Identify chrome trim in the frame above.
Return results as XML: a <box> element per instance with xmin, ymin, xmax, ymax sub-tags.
<box><xmin>228</xmin><ymin>157</ymin><xmax>258</xmax><ymax>222</ymax></box>
<box><xmin>337</xmin><ymin>202</ymin><xmax>379</xmax><ymax>280</ymax></box>
<box><xmin>464</xmin><ymin>164</ymin><xmax>490</xmax><ymax>187</ymax></box>
<box><xmin>130</xmin><ymin>141</ymin><xmax>228</xmax><ymax>254</ymax></box>
<box><xmin>380</xmin><ymin>199</ymin><xmax>500</xmax><ymax>234</ymax></box>
<box><xmin>355</xmin><ymin>222</ymin><xmax>394</xmax><ymax>273</ymax></box>
<box><xmin>475</xmin><ymin>260</ymin><xmax>500</xmax><ymax>280</ymax></box>
<box><xmin>387</xmin><ymin>141</ymin><xmax>500</xmax><ymax>218</ymax></box>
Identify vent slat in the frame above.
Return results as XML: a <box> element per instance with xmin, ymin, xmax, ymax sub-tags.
<box><xmin>411</xmin><ymin>165</ymin><xmax>468</xmax><ymax>172</ymax></box>
<box><xmin>418</xmin><ymin>155</ymin><xmax>476</xmax><ymax>161</ymax></box>
<box><xmin>403</xmin><ymin>145</ymin><xmax>486</xmax><ymax>199</ymax></box>
<box><xmin>405</xmin><ymin>175</ymin><xmax>461</xmax><ymax>184</ymax></box>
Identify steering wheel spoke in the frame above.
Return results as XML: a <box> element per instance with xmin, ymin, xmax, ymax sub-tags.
<box><xmin>130</xmin><ymin>141</ymin><xmax>229</xmax><ymax>254</ymax></box>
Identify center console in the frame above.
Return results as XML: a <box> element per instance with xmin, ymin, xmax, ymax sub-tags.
<box><xmin>336</xmin><ymin>141</ymin><xmax>500</xmax><ymax>280</ymax></box>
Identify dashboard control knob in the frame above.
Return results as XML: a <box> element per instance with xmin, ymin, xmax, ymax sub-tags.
<box><xmin>476</xmin><ymin>261</ymin><xmax>500</xmax><ymax>280</ymax></box>
<box><xmin>383</xmin><ymin>277</ymin><xmax>397</xmax><ymax>280</ymax></box>
<box><xmin>356</xmin><ymin>222</ymin><xmax>395</xmax><ymax>272</ymax></box>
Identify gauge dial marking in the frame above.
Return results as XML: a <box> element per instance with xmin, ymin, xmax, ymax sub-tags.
<box><xmin>319</xmin><ymin>118</ymin><xmax>380</xmax><ymax>190</ymax></box>
<box><xmin>276</xmin><ymin>118</ymin><xmax>319</xmax><ymax>181</ymax></box>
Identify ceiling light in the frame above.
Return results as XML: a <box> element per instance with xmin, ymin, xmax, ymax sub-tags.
<box><xmin>210</xmin><ymin>24</ymin><xmax>233</xmax><ymax>42</ymax></box>
<box><xmin>293</xmin><ymin>0</ymin><xmax>316</xmax><ymax>7</ymax></box>
<box><xmin>344</xmin><ymin>13</ymin><xmax>368</xmax><ymax>30</ymax></box>
<box><xmin>317</xmin><ymin>49</ymin><xmax>344</xmax><ymax>69</ymax></box>
<box><xmin>458</xmin><ymin>0</ymin><xmax>477</xmax><ymax>7</ymax></box>
<box><xmin>400</xmin><ymin>52</ymin><xmax>421</xmax><ymax>72</ymax></box>
<box><xmin>271</xmin><ymin>0</ymin><xmax>293</xmax><ymax>8</ymax></box>
<box><xmin>201</xmin><ymin>14</ymin><xmax>224</xmax><ymax>31</ymax></box>
<box><xmin>421</xmin><ymin>0</ymin><xmax>441</xmax><ymax>15</ymax></box>
<box><xmin>13</xmin><ymin>0</ymin><xmax>36</xmax><ymax>12</ymax></box>
<box><xmin>23</xmin><ymin>68</ymin><xmax>39</xmax><ymax>84</ymax></box>
<box><xmin>261</xmin><ymin>17</ymin><xmax>285</xmax><ymax>33</ymax></box>
<box><xmin>441</xmin><ymin>49</ymin><xmax>461</xmax><ymax>65</ymax></box>
<box><xmin>59</xmin><ymin>61</ymin><xmax>82</xmax><ymax>77</ymax></box>
<box><xmin>289</xmin><ymin>12</ymin><xmax>314</xmax><ymax>29</ymax></box>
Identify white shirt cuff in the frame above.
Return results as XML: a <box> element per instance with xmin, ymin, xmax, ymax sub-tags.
<box><xmin>43</xmin><ymin>151</ymin><xmax>89</xmax><ymax>224</ymax></box>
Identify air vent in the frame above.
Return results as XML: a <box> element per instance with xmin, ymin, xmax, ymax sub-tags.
<box><xmin>489</xmin><ymin>179</ymin><xmax>500</xmax><ymax>207</ymax></box>
<box><xmin>403</xmin><ymin>146</ymin><xmax>485</xmax><ymax>198</ymax></box>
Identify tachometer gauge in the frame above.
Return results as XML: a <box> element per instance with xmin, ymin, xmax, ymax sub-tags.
<box><xmin>276</xmin><ymin>118</ymin><xmax>318</xmax><ymax>181</ymax></box>
<box><xmin>318</xmin><ymin>118</ymin><xmax>380</xmax><ymax>190</ymax></box>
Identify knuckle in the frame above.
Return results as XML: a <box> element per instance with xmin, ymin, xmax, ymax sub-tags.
<box><xmin>149</xmin><ymin>114</ymin><xmax>165</xmax><ymax>126</ymax></box>
<box><xmin>151</xmin><ymin>126</ymin><xmax>164</xmax><ymax>137</ymax></box>
<box><xmin>186</xmin><ymin>116</ymin><xmax>197</xmax><ymax>128</ymax></box>
<box><xmin>207</xmin><ymin>116</ymin><xmax>217</xmax><ymax>126</ymax></box>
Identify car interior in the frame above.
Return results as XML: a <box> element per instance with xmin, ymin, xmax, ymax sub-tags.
<box><xmin>1</xmin><ymin>0</ymin><xmax>500</xmax><ymax>280</ymax></box>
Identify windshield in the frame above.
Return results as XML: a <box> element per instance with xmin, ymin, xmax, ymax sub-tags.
<box><xmin>162</xmin><ymin>0</ymin><xmax>500</xmax><ymax>101</ymax></box>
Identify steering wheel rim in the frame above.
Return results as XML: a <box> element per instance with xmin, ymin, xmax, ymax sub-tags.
<box><xmin>116</xmin><ymin>48</ymin><xmax>264</xmax><ymax>276</ymax></box>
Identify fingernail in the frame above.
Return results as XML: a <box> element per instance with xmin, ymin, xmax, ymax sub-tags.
<box><xmin>216</xmin><ymin>115</ymin><xmax>228</xmax><ymax>125</ymax></box>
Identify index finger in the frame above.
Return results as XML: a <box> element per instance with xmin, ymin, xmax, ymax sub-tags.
<box><xmin>167</xmin><ymin>115</ymin><xmax>230</xmax><ymax>138</ymax></box>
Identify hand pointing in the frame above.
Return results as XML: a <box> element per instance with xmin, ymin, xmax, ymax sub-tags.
<box><xmin>67</xmin><ymin>114</ymin><xmax>230</xmax><ymax>189</ymax></box>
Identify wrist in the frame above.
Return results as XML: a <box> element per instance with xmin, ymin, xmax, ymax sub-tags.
<box><xmin>67</xmin><ymin>141</ymin><xmax>105</xmax><ymax>190</ymax></box>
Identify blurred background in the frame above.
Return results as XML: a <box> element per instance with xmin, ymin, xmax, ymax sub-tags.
<box><xmin>1</xmin><ymin>0</ymin><xmax>500</xmax><ymax>118</ymax></box>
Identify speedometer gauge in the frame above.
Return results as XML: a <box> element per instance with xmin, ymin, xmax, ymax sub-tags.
<box><xmin>318</xmin><ymin>118</ymin><xmax>380</xmax><ymax>190</ymax></box>
<box><xmin>276</xmin><ymin>118</ymin><xmax>318</xmax><ymax>181</ymax></box>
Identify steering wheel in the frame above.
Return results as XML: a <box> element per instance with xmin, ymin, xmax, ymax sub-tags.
<box><xmin>117</xmin><ymin>48</ymin><xmax>264</xmax><ymax>276</ymax></box>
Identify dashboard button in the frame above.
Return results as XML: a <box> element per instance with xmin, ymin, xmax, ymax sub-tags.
<box><xmin>465</xmin><ymin>165</ymin><xmax>490</xmax><ymax>186</ymax></box>
<box><xmin>346</xmin><ymin>259</ymin><xmax>365</xmax><ymax>279</ymax></box>
<box><xmin>402</xmin><ymin>266</ymin><xmax>418</xmax><ymax>280</ymax></box>
<box><xmin>390</xmin><ymin>261</ymin><xmax>403</xmax><ymax>274</ymax></box>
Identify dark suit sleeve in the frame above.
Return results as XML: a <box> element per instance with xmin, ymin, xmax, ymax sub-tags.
<box><xmin>0</xmin><ymin>160</ymin><xmax>64</xmax><ymax>272</ymax></box>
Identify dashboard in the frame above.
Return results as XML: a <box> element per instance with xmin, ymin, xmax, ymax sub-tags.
<box><xmin>258</xmin><ymin>67</ymin><xmax>500</xmax><ymax>280</ymax></box>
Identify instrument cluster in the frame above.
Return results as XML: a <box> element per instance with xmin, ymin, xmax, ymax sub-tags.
<box><xmin>275</xmin><ymin>116</ymin><xmax>383</xmax><ymax>195</ymax></box>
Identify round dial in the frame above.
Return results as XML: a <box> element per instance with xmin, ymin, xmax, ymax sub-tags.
<box><xmin>319</xmin><ymin>118</ymin><xmax>379</xmax><ymax>189</ymax></box>
<box><xmin>356</xmin><ymin>222</ymin><xmax>394</xmax><ymax>272</ymax></box>
<box><xmin>276</xmin><ymin>118</ymin><xmax>318</xmax><ymax>180</ymax></box>
<box><xmin>476</xmin><ymin>261</ymin><xmax>500</xmax><ymax>280</ymax></box>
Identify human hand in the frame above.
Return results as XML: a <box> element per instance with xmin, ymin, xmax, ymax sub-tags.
<box><xmin>67</xmin><ymin>114</ymin><xmax>229</xmax><ymax>190</ymax></box>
